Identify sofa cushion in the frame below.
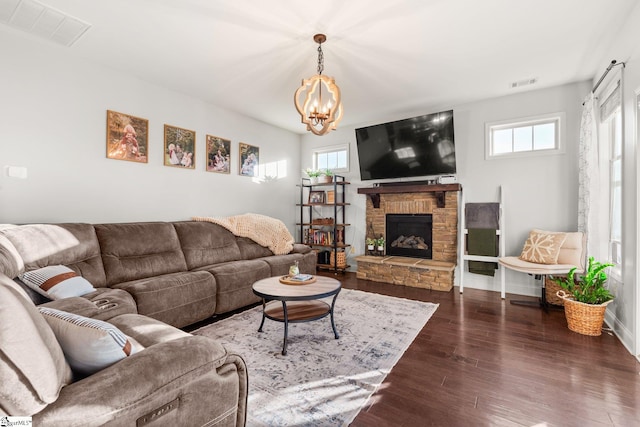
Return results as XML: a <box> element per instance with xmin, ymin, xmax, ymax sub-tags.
<box><xmin>236</xmin><ymin>237</ymin><xmax>273</xmax><ymax>260</ymax></box>
<box><xmin>173</xmin><ymin>221</ymin><xmax>242</xmax><ymax>269</ymax></box>
<box><xmin>39</xmin><ymin>307</ymin><xmax>142</xmax><ymax>376</ymax></box>
<box><xmin>0</xmin><ymin>274</ymin><xmax>72</xmax><ymax>416</ymax></box>
<box><xmin>113</xmin><ymin>271</ymin><xmax>217</xmax><ymax>328</ymax></box>
<box><xmin>108</xmin><ymin>313</ymin><xmax>191</xmax><ymax>348</ymax></box>
<box><xmin>557</xmin><ymin>231</ymin><xmax>586</xmax><ymax>272</ymax></box>
<box><xmin>0</xmin><ymin>231</ymin><xmax>24</xmax><ymax>278</ymax></box>
<box><xmin>95</xmin><ymin>222</ymin><xmax>188</xmax><ymax>286</ymax></box>
<box><xmin>201</xmin><ymin>259</ymin><xmax>270</xmax><ymax>314</ymax></box>
<box><xmin>19</xmin><ymin>265</ymin><xmax>95</xmax><ymax>300</ymax></box>
<box><xmin>519</xmin><ymin>229</ymin><xmax>567</xmax><ymax>264</ymax></box>
<box><xmin>498</xmin><ymin>256</ymin><xmax>581</xmax><ymax>274</ymax></box>
<box><xmin>1</xmin><ymin>223</ymin><xmax>108</xmax><ymax>287</ymax></box>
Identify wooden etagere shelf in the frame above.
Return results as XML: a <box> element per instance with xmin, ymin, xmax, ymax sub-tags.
<box><xmin>297</xmin><ymin>175</ymin><xmax>350</xmax><ymax>273</ymax></box>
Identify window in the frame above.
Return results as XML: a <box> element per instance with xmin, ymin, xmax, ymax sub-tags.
<box><xmin>313</xmin><ymin>144</ymin><xmax>349</xmax><ymax>172</ymax></box>
<box><xmin>599</xmin><ymin>82</ymin><xmax>622</xmax><ymax>277</ymax></box>
<box><xmin>485</xmin><ymin>113</ymin><xmax>564</xmax><ymax>159</ymax></box>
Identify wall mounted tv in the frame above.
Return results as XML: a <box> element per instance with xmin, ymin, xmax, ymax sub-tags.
<box><xmin>355</xmin><ymin>110</ymin><xmax>456</xmax><ymax>181</ymax></box>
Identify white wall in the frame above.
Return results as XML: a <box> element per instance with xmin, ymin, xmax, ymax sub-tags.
<box><xmin>301</xmin><ymin>81</ymin><xmax>590</xmax><ymax>297</ymax></box>
<box><xmin>0</xmin><ymin>33</ymin><xmax>302</xmax><ymax>229</ymax></box>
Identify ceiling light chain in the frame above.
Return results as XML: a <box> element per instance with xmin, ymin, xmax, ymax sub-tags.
<box><xmin>317</xmin><ymin>43</ymin><xmax>324</xmax><ymax>75</ymax></box>
<box><xmin>294</xmin><ymin>34</ymin><xmax>343</xmax><ymax>136</ymax></box>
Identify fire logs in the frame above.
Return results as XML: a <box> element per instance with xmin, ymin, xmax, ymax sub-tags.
<box><xmin>390</xmin><ymin>235</ymin><xmax>429</xmax><ymax>250</ymax></box>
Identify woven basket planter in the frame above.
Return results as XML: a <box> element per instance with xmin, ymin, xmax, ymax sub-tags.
<box><xmin>330</xmin><ymin>250</ymin><xmax>346</xmax><ymax>268</ymax></box>
<box><xmin>545</xmin><ymin>276</ymin><xmax>565</xmax><ymax>306</ymax></box>
<box><xmin>556</xmin><ymin>290</ymin><xmax>613</xmax><ymax>336</ymax></box>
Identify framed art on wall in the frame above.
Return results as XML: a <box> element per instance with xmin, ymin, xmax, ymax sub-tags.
<box><xmin>239</xmin><ymin>142</ymin><xmax>259</xmax><ymax>177</ymax></box>
<box><xmin>206</xmin><ymin>135</ymin><xmax>231</xmax><ymax>173</ymax></box>
<box><xmin>164</xmin><ymin>124</ymin><xmax>195</xmax><ymax>169</ymax></box>
<box><xmin>106</xmin><ymin>110</ymin><xmax>149</xmax><ymax>163</ymax></box>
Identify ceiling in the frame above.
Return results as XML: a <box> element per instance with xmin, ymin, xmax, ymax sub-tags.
<box><xmin>2</xmin><ymin>0</ymin><xmax>637</xmax><ymax>134</ymax></box>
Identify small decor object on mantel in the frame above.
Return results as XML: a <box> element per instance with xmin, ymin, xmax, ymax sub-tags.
<box><xmin>376</xmin><ymin>237</ymin><xmax>385</xmax><ymax>255</ymax></box>
<box><xmin>553</xmin><ymin>257</ymin><xmax>615</xmax><ymax>336</ymax></box>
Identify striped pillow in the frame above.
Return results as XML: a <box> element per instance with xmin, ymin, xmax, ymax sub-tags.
<box><xmin>38</xmin><ymin>307</ymin><xmax>142</xmax><ymax>375</ymax></box>
<box><xmin>19</xmin><ymin>265</ymin><xmax>94</xmax><ymax>300</ymax></box>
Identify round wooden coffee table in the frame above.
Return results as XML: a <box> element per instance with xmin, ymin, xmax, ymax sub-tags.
<box><xmin>252</xmin><ymin>275</ymin><xmax>341</xmax><ymax>355</ymax></box>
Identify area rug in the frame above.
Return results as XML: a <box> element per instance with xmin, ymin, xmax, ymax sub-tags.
<box><xmin>192</xmin><ymin>288</ymin><xmax>438</xmax><ymax>426</ymax></box>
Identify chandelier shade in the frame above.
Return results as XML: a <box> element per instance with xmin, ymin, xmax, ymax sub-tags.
<box><xmin>294</xmin><ymin>34</ymin><xmax>343</xmax><ymax>136</ymax></box>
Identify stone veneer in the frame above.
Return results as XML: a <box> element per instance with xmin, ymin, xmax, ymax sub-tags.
<box><xmin>356</xmin><ymin>188</ymin><xmax>459</xmax><ymax>291</ymax></box>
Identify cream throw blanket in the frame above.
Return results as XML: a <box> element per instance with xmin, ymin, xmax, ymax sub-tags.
<box><xmin>192</xmin><ymin>214</ymin><xmax>294</xmax><ymax>255</ymax></box>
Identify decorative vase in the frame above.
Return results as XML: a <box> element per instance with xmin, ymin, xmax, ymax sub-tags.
<box><xmin>288</xmin><ymin>261</ymin><xmax>299</xmax><ymax>276</ymax></box>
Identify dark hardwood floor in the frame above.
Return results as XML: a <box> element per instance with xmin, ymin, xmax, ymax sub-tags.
<box><xmin>317</xmin><ymin>271</ymin><xmax>640</xmax><ymax>427</ymax></box>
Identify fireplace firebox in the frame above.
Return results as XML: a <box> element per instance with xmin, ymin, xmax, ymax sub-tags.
<box><xmin>385</xmin><ymin>213</ymin><xmax>433</xmax><ymax>259</ymax></box>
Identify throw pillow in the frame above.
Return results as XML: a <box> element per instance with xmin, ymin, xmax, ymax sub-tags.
<box><xmin>19</xmin><ymin>265</ymin><xmax>95</xmax><ymax>300</ymax></box>
<box><xmin>519</xmin><ymin>229</ymin><xmax>567</xmax><ymax>264</ymax></box>
<box><xmin>38</xmin><ymin>307</ymin><xmax>142</xmax><ymax>376</ymax></box>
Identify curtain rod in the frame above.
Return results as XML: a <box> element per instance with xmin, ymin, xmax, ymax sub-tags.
<box><xmin>592</xmin><ymin>59</ymin><xmax>625</xmax><ymax>94</ymax></box>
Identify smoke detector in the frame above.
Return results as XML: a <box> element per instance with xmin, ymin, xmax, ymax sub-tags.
<box><xmin>0</xmin><ymin>0</ymin><xmax>91</xmax><ymax>47</ymax></box>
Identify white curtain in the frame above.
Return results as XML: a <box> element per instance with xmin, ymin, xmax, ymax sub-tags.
<box><xmin>578</xmin><ymin>92</ymin><xmax>601</xmax><ymax>260</ymax></box>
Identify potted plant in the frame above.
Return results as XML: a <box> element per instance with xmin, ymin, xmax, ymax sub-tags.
<box><xmin>318</xmin><ymin>168</ymin><xmax>334</xmax><ymax>184</ymax></box>
<box><xmin>304</xmin><ymin>168</ymin><xmax>323</xmax><ymax>184</ymax></box>
<box><xmin>366</xmin><ymin>238</ymin><xmax>376</xmax><ymax>255</ymax></box>
<box><xmin>376</xmin><ymin>237</ymin><xmax>385</xmax><ymax>255</ymax></box>
<box><xmin>553</xmin><ymin>257</ymin><xmax>615</xmax><ymax>336</ymax></box>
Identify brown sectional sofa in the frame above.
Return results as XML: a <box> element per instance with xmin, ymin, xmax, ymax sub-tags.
<box><xmin>0</xmin><ymin>219</ymin><xmax>316</xmax><ymax>425</ymax></box>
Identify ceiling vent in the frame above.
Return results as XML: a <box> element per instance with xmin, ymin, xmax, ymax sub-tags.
<box><xmin>0</xmin><ymin>0</ymin><xmax>91</xmax><ymax>47</ymax></box>
<box><xmin>510</xmin><ymin>77</ymin><xmax>538</xmax><ymax>89</ymax></box>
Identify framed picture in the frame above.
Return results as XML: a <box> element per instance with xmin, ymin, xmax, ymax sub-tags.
<box><xmin>106</xmin><ymin>110</ymin><xmax>148</xmax><ymax>163</ymax></box>
<box><xmin>239</xmin><ymin>142</ymin><xmax>259</xmax><ymax>177</ymax></box>
<box><xmin>164</xmin><ymin>124</ymin><xmax>195</xmax><ymax>169</ymax></box>
<box><xmin>309</xmin><ymin>190</ymin><xmax>325</xmax><ymax>204</ymax></box>
<box><xmin>206</xmin><ymin>135</ymin><xmax>231</xmax><ymax>174</ymax></box>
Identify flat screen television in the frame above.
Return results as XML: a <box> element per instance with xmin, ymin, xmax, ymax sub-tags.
<box><xmin>355</xmin><ymin>110</ymin><xmax>456</xmax><ymax>181</ymax></box>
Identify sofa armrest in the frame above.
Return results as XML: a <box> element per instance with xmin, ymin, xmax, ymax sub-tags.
<box><xmin>39</xmin><ymin>288</ymin><xmax>137</xmax><ymax>321</ymax></box>
<box><xmin>291</xmin><ymin>243</ymin><xmax>312</xmax><ymax>254</ymax></box>
<box><xmin>34</xmin><ymin>335</ymin><xmax>248</xmax><ymax>426</ymax></box>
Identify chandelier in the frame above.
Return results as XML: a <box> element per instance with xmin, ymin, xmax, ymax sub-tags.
<box><xmin>294</xmin><ymin>34</ymin><xmax>343</xmax><ymax>136</ymax></box>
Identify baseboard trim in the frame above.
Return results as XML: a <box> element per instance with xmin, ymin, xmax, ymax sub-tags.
<box><xmin>604</xmin><ymin>310</ymin><xmax>635</xmax><ymax>357</ymax></box>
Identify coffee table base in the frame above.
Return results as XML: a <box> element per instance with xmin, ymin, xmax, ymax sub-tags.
<box><xmin>258</xmin><ymin>297</ymin><xmax>339</xmax><ymax>355</ymax></box>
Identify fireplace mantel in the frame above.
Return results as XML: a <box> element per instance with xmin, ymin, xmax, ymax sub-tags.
<box><xmin>357</xmin><ymin>183</ymin><xmax>461</xmax><ymax>208</ymax></box>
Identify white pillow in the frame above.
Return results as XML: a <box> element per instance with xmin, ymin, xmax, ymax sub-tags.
<box><xmin>19</xmin><ymin>265</ymin><xmax>95</xmax><ymax>300</ymax></box>
<box><xmin>38</xmin><ymin>307</ymin><xmax>142</xmax><ymax>375</ymax></box>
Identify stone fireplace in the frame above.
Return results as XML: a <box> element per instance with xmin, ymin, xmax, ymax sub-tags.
<box><xmin>356</xmin><ymin>183</ymin><xmax>461</xmax><ymax>291</ymax></box>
